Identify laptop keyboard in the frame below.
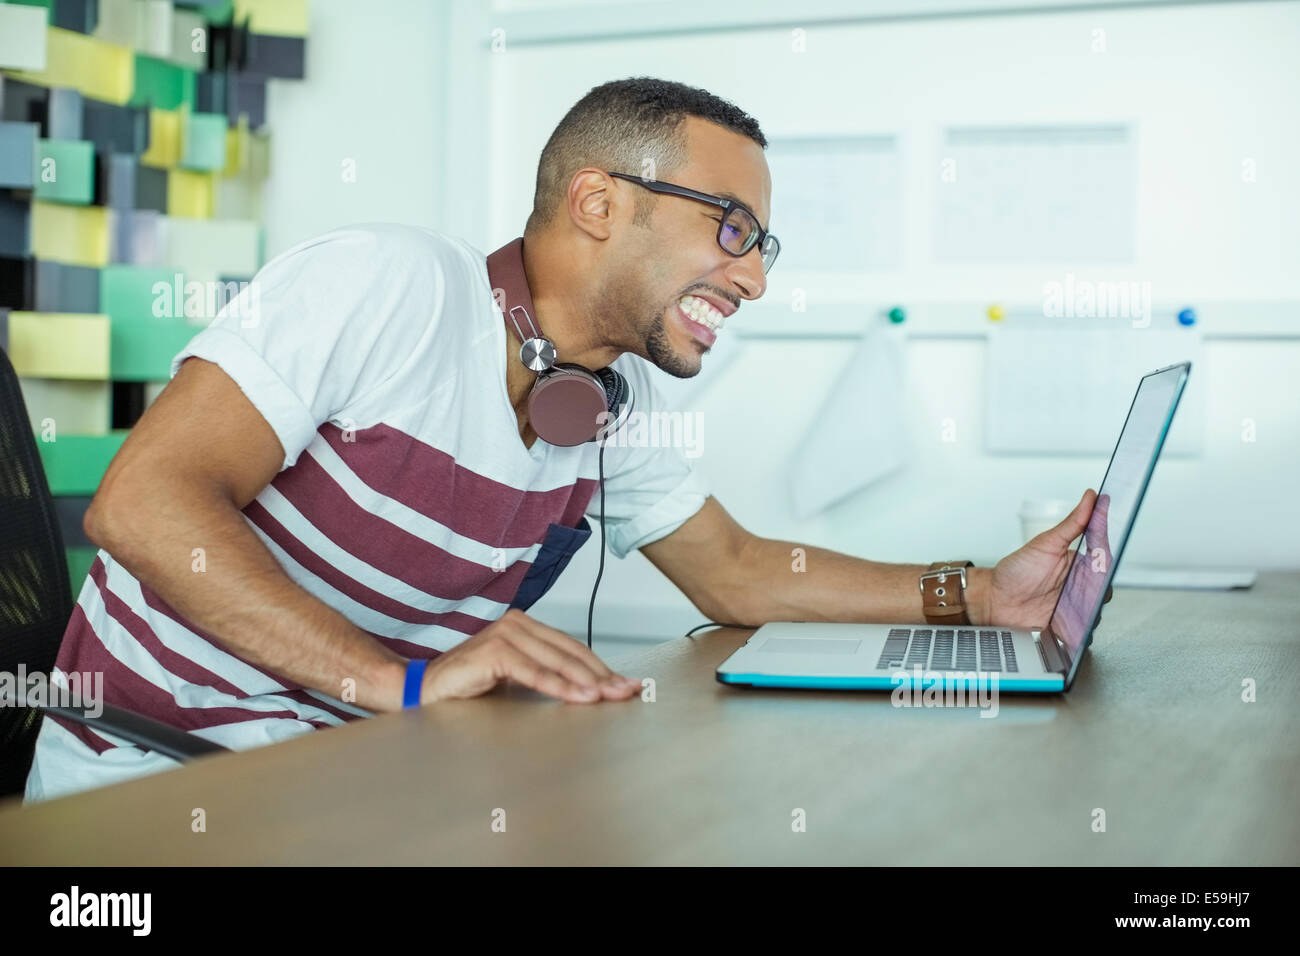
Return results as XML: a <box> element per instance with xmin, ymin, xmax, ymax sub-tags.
<box><xmin>877</xmin><ymin>628</ymin><xmax>1019</xmax><ymax>673</ymax></box>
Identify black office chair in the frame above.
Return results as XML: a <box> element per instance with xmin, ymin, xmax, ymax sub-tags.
<box><xmin>0</xmin><ymin>346</ymin><xmax>227</xmax><ymax>799</ymax></box>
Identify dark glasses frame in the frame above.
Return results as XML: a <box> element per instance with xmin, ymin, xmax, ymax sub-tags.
<box><xmin>606</xmin><ymin>170</ymin><xmax>780</xmax><ymax>273</ymax></box>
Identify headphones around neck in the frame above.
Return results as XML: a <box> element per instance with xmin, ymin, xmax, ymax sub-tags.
<box><xmin>489</xmin><ymin>238</ymin><xmax>635</xmax><ymax>447</ymax></box>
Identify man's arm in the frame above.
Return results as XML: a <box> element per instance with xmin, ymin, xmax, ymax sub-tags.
<box><xmin>640</xmin><ymin>496</ymin><xmax>993</xmax><ymax>627</ymax></box>
<box><xmin>86</xmin><ymin>357</ymin><xmax>638</xmax><ymax>711</ymax></box>
<box><xmin>85</xmin><ymin>357</ymin><xmax>411</xmax><ymax>712</ymax></box>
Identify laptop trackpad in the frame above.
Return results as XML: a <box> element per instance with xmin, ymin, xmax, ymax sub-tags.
<box><xmin>761</xmin><ymin>638</ymin><xmax>862</xmax><ymax>655</ymax></box>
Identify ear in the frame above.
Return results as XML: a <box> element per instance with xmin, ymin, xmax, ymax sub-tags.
<box><xmin>567</xmin><ymin>168</ymin><xmax>616</xmax><ymax>241</ymax></box>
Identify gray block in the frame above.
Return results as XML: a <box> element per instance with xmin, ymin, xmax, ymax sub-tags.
<box><xmin>244</xmin><ymin>33</ymin><xmax>306</xmax><ymax>80</ymax></box>
<box><xmin>82</xmin><ymin>97</ymin><xmax>149</xmax><ymax>155</ymax></box>
<box><xmin>0</xmin><ymin>122</ymin><xmax>37</xmax><ymax>189</ymax></box>
<box><xmin>0</xmin><ymin>195</ymin><xmax>31</xmax><ymax>258</ymax></box>
<box><xmin>54</xmin><ymin>496</ymin><xmax>95</xmax><ymax>548</ymax></box>
<box><xmin>111</xmin><ymin>209</ymin><xmax>163</xmax><ymax>266</ymax></box>
<box><xmin>47</xmin><ymin>88</ymin><xmax>84</xmax><ymax>140</ymax></box>
<box><xmin>35</xmin><ymin>260</ymin><xmax>101</xmax><ymax>313</ymax></box>
<box><xmin>102</xmin><ymin>152</ymin><xmax>136</xmax><ymax>209</ymax></box>
<box><xmin>1</xmin><ymin>78</ymin><xmax>47</xmax><ymax>128</ymax></box>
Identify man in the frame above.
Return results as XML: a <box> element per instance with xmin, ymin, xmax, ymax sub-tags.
<box><xmin>26</xmin><ymin>77</ymin><xmax>1102</xmax><ymax>801</ymax></box>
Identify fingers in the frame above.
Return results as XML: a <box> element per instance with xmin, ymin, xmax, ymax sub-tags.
<box><xmin>506</xmin><ymin>629</ymin><xmax>636</xmax><ymax>699</ymax></box>
<box><xmin>497</xmin><ymin>610</ymin><xmax>639</xmax><ymax>700</ymax></box>
<box><xmin>493</xmin><ymin>642</ymin><xmax>607</xmax><ymax>703</ymax></box>
<box><xmin>508</xmin><ymin>611</ymin><xmax>619</xmax><ymax>680</ymax></box>
<box><xmin>1047</xmin><ymin>489</ymin><xmax>1095</xmax><ymax>546</ymax></box>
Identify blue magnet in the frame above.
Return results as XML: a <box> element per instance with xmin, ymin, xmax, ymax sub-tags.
<box><xmin>1177</xmin><ymin>307</ymin><xmax>1196</xmax><ymax>327</ymax></box>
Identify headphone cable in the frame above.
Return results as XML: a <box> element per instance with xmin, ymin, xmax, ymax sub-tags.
<box><xmin>586</xmin><ymin>440</ymin><xmax>607</xmax><ymax>650</ymax></box>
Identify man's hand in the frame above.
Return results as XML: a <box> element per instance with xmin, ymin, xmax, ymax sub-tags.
<box><xmin>421</xmin><ymin>609</ymin><xmax>642</xmax><ymax>704</ymax></box>
<box><xmin>982</xmin><ymin>489</ymin><xmax>1114</xmax><ymax>632</ymax></box>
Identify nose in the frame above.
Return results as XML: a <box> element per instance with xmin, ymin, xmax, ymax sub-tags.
<box><xmin>726</xmin><ymin>248</ymin><xmax>767</xmax><ymax>301</ymax></box>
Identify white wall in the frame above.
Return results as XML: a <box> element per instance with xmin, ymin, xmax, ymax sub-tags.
<box><xmin>259</xmin><ymin>2</ymin><xmax>1300</xmax><ymax>648</ymax></box>
<box><xmin>259</xmin><ymin>0</ymin><xmax>448</xmax><ymax>258</ymax></box>
<box><xmin>471</xmin><ymin>1</ymin><xmax>1300</xmax><ymax>642</ymax></box>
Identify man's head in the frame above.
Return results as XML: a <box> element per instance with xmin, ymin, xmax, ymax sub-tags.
<box><xmin>525</xmin><ymin>77</ymin><xmax>771</xmax><ymax>379</ymax></box>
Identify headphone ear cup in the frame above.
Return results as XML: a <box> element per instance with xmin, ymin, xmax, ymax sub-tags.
<box><xmin>529</xmin><ymin>364</ymin><xmax>613</xmax><ymax>447</ymax></box>
<box><xmin>591</xmin><ymin>366</ymin><xmax>633</xmax><ymax>443</ymax></box>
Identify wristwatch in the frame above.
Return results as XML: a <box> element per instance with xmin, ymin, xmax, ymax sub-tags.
<box><xmin>920</xmin><ymin>561</ymin><xmax>974</xmax><ymax>625</ymax></box>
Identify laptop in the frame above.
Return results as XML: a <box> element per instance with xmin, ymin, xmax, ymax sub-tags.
<box><xmin>716</xmin><ymin>361</ymin><xmax>1192</xmax><ymax>695</ymax></box>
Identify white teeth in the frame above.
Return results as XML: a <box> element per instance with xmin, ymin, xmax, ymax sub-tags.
<box><xmin>678</xmin><ymin>295</ymin><xmax>725</xmax><ymax>332</ymax></box>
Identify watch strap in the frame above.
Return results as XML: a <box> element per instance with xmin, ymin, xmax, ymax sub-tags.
<box><xmin>920</xmin><ymin>561</ymin><xmax>974</xmax><ymax>626</ymax></box>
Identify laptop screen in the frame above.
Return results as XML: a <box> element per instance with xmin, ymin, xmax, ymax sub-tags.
<box><xmin>1041</xmin><ymin>363</ymin><xmax>1191</xmax><ymax>682</ymax></box>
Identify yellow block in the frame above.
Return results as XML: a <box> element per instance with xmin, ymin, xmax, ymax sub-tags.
<box><xmin>234</xmin><ymin>0</ymin><xmax>310</xmax><ymax>37</ymax></box>
<box><xmin>18</xmin><ymin>377</ymin><xmax>112</xmax><ymax>435</ymax></box>
<box><xmin>168</xmin><ymin>169</ymin><xmax>215</xmax><ymax>218</ymax></box>
<box><xmin>141</xmin><ymin>108</ymin><xmax>181</xmax><ymax>169</ymax></box>
<box><xmin>7</xmin><ymin>27</ymin><xmax>133</xmax><ymax>106</ymax></box>
<box><xmin>8</xmin><ymin>313</ymin><xmax>112</xmax><ymax>381</ymax></box>
<box><xmin>223</xmin><ymin>122</ymin><xmax>249</xmax><ymax>178</ymax></box>
<box><xmin>247</xmin><ymin>131</ymin><xmax>270</xmax><ymax>181</ymax></box>
<box><xmin>214</xmin><ymin>175</ymin><xmax>261</xmax><ymax>220</ymax></box>
<box><xmin>31</xmin><ymin>202</ymin><xmax>110</xmax><ymax>267</ymax></box>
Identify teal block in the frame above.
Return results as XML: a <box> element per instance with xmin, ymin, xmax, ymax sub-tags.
<box><xmin>129</xmin><ymin>55</ymin><xmax>197</xmax><ymax>111</ymax></box>
<box><xmin>180</xmin><ymin>112</ymin><xmax>228</xmax><ymax>171</ymax></box>
<box><xmin>110</xmin><ymin>316</ymin><xmax>201</xmax><ymax>381</ymax></box>
<box><xmin>99</xmin><ymin>264</ymin><xmax>178</xmax><ymax>320</ymax></box>
<box><xmin>36</xmin><ymin>432</ymin><xmax>128</xmax><ymax>496</ymax></box>
<box><xmin>34</xmin><ymin>139</ymin><xmax>95</xmax><ymax>204</ymax></box>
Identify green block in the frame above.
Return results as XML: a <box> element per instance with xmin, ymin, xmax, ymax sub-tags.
<box><xmin>180</xmin><ymin>112</ymin><xmax>228</xmax><ymax>171</ymax></box>
<box><xmin>130</xmin><ymin>55</ymin><xmax>197</xmax><ymax>111</ymax></box>
<box><xmin>99</xmin><ymin>265</ymin><xmax>179</xmax><ymax>321</ymax></box>
<box><xmin>34</xmin><ymin>139</ymin><xmax>95</xmax><ymax>204</ymax></box>
<box><xmin>202</xmin><ymin>0</ymin><xmax>234</xmax><ymax>25</ymax></box>
<box><xmin>36</xmin><ymin>432</ymin><xmax>128</xmax><ymax>496</ymax></box>
<box><xmin>65</xmin><ymin>545</ymin><xmax>98</xmax><ymax>597</ymax></box>
<box><xmin>111</xmin><ymin>316</ymin><xmax>200</xmax><ymax>381</ymax></box>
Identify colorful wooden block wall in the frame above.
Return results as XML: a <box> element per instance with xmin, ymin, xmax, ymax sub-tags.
<box><xmin>0</xmin><ymin>0</ymin><xmax>308</xmax><ymax>595</ymax></box>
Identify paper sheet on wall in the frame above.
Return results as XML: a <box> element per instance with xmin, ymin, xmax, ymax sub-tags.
<box><xmin>766</xmin><ymin>135</ymin><xmax>902</xmax><ymax>272</ymax></box>
<box><xmin>986</xmin><ymin>325</ymin><xmax>1204</xmax><ymax>455</ymax></box>
<box><xmin>935</xmin><ymin>125</ymin><xmax>1137</xmax><ymax>263</ymax></box>
<box><xmin>787</xmin><ymin>322</ymin><xmax>908</xmax><ymax>518</ymax></box>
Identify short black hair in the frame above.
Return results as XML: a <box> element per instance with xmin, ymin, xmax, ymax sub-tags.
<box><xmin>525</xmin><ymin>77</ymin><xmax>766</xmax><ymax>236</ymax></box>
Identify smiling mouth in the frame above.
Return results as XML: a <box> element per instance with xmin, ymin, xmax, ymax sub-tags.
<box><xmin>674</xmin><ymin>294</ymin><xmax>726</xmax><ymax>348</ymax></box>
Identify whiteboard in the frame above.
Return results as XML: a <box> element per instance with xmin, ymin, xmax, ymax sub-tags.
<box><xmin>935</xmin><ymin>124</ymin><xmax>1138</xmax><ymax>263</ymax></box>
<box><xmin>765</xmin><ymin>135</ymin><xmax>902</xmax><ymax>272</ymax></box>
<box><xmin>985</xmin><ymin>323</ymin><xmax>1204</xmax><ymax>455</ymax></box>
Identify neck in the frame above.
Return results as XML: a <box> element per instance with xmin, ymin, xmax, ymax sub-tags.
<box><xmin>505</xmin><ymin>232</ymin><xmax>623</xmax><ymax>409</ymax></box>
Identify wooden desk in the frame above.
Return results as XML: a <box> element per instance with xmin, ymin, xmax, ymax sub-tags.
<box><xmin>2</xmin><ymin>573</ymin><xmax>1297</xmax><ymax>865</ymax></box>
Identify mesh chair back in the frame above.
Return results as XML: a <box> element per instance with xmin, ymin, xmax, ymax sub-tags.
<box><xmin>0</xmin><ymin>346</ymin><xmax>72</xmax><ymax>797</ymax></box>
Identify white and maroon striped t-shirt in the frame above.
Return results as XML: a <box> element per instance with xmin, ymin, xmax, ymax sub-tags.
<box><xmin>25</xmin><ymin>223</ymin><xmax>709</xmax><ymax>801</ymax></box>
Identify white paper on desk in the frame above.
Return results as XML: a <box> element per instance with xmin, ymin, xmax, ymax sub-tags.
<box><xmin>787</xmin><ymin>322</ymin><xmax>908</xmax><ymax>518</ymax></box>
<box><xmin>986</xmin><ymin>324</ymin><xmax>1204</xmax><ymax>455</ymax></box>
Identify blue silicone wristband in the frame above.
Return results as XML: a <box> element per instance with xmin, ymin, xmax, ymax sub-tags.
<box><xmin>403</xmin><ymin>658</ymin><xmax>429</xmax><ymax>709</ymax></box>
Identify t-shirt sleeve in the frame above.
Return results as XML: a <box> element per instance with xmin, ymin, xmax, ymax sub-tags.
<box><xmin>169</xmin><ymin>226</ymin><xmax>443</xmax><ymax>469</ymax></box>
<box><xmin>585</xmin><ymin>357</ymin><xmax>711</xmax><ymax>560</ymax></box>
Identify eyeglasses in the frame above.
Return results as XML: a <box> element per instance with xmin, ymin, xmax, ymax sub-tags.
<box><xmin>607</xmin><ymin>171</ymin><xmax>780</xmax><ymax>274</ymax></box>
